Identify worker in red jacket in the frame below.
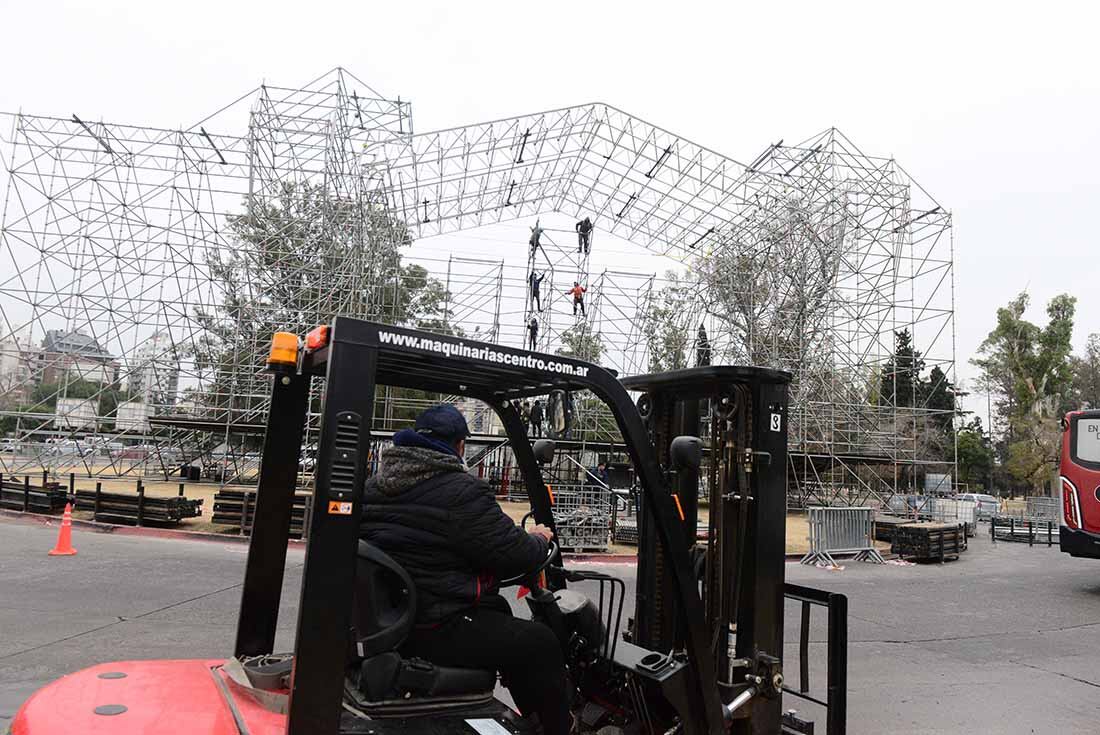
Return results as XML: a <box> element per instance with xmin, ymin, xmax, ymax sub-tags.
<box><xmin>566</xmin><ymin>282</ymin><xmax>587</xmax><ymax>316</ymax></box>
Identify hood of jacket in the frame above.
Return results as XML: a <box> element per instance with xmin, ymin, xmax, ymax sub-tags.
<box><xmin>371</xmin><ymin>444</ymin><xmax>466</xmax><ymax>496</ymax></box>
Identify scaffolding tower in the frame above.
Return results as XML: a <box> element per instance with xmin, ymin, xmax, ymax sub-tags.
<box><xmin>0</xmin><ymin>68</ymin><xmax>954</xmax><ymax>505</ymax></box>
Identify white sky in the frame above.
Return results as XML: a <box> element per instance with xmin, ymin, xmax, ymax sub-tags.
<box><xmin>2</xmin><ymin>0</ymin><xmax>1098</xmax><ymax>416</ymax></box>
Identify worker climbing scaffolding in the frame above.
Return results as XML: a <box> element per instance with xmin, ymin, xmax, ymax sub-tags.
<box><xmin>529</xmin><ymin>270</ymin><xmax>546</xmax><ymax>311</ymax></box>
<box><xmin>575</xmin><ymin>216</ymin><xmax>593</xmax><ymax>254</ymax></box>
<box><xmin>567</xmin><ymin>281</ymin><xmax>587</xmax><ymax>317</ymax></box>
<box><xmin>526</xmin><ymin>315</ymin><xmax>539</xmax><ymax>350</ymax></box>
<box><xmin>521</xmin><ymin>216</ymin><xmax>595</xmax><ymax>356</ymax></box>
<box><xmin>528</xmin><ymin>219</ymin><xmax>545</xmax><ymax>258</ymax></box>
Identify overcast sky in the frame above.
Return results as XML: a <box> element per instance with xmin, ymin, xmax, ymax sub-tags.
<box><xmin>2</xmin><ymin>0</ymin><xmax>1097</xmax><ymax>414</ymax></box>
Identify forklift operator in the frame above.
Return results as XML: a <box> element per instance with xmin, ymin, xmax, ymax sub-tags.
<box><xmin>359</xmin><ymin>405</ymin><xmax>572</xmax><ymax>735</ymax></box>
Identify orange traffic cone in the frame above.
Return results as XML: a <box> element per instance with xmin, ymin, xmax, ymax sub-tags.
<box><xmin>48</xmin><ymin>502</ymin><xmax>77</xmax><ymax>556</ymax></box>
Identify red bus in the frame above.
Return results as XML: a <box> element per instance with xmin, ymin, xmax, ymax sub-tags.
<box><xmin>1060</xmin><ymin>409</ymin><xmax>1100</xmax><ymax>558</ymax></box>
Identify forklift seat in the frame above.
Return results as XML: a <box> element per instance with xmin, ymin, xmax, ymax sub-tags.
<box><xmin>350</xmin><ymin>541</ymin><xmax>496</xmax><ymax>710</ymax></box>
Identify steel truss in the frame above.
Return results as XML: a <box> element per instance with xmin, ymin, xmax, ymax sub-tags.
<box><xmin>0</xmin><ymin>68</ymin><xmax>954</xmax><ymax>505</ymax></box>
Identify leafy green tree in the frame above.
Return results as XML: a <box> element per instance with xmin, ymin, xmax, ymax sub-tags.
<box><xmin>642</xmin><ymin>270</ymin><xmax>692</xmax><ymax>372</ymax></box>
<box><xmin>556</xmin><ymin>322</ymin><xmax>605</xmax><ymax>364</ymax></box>
<box><xmin>972</xmin><ymin>292</ymin><xmax>1076</xmax><ymax>418</ymax></box>
<box><xmin>956</xmin><ymin>416</ymin><xmax>994</xmax><ymax>487</ymax></box>
<box><xmin>698</xmin><ymin>191</ymin><xmax>839</xmax><ymax>373</ymax></box>
<box><xmin>30</xmin><ymin>380</ymin><xmax>100</xmax><ymax>410</ymax></box>
<box><xmin>972</xmin><ymin>292</ymin><xmax>1076</xmax><ymax>493</ymax></box>
<box><xmin>879</xmin><ymin>329</ymin><xmax>924</xmax><ymax>408</ymax></box>
<box><xmin>192</xmin><ymin>181</ymin><xmax>449</xmax><ymax>421</ymax></box>
<box><xmin>1068</xmin><ymin>333</ymin><xmax>1100</xmax><ymax>410</ymax></box>
<box><xmin>921</xmin><ymin>364</ymin><xmax>957</xmax><ymax>433</ymax></box>
<box><xmin>96</xmin><ymin>384</ymin><xmax>130</xmax><ymax>427</ymax></box>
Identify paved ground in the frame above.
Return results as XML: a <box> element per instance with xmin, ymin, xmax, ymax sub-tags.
<box><xmin>2</xmin><ymin>516</ymin><xmax>1098</xmax><ymax>734</ymax></box>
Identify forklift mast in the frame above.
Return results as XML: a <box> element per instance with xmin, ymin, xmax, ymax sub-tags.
<box><xmin>622</xmin><ymin>367</ymin><xmax>791</xmax><ymax>735</ymax></box>
<box><xmin>233</xmin><ymin>319</ymin><xmax>734</xmax><ymax>735</ymax></box>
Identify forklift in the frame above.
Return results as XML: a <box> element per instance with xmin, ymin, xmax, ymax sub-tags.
<box><xmin>12</xmin><ymin>318</ymin><xmax>846</xmax><ymax>735</ymax></box>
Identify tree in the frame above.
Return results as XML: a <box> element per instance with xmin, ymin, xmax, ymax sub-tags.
<box><xmin>642</xmin><ymin>270</ymin><xmax>693</xmax><ymax>372</ymax></box>
<box><xmin>97</xmin><ymin>384</ymin><xmax>130</xmax><ymax>426</ymax></box>
<box><xmin>956</xmin><ymin>417</ymin><xmax>994</xmax><ymax>487</ymax></box>
<box><xmin>1068</xmin><ymin>333</ymin><xmax>1100</xmax><ymax>410</ymax></box>
<box><xmin>30</xmin><ymin>379</ymin><xmax>100</xmax><ymax>410</ymax></box>
<box><xmin>400</xmin><ymin>263</ymin><xmax>459</xmax><ymax>334</ymax></box>
<box><xmin>921</xmin><ymin>364</ymin><xmax>956</xmax><ymax>431</ymax></box>
<box><xmin>556</xmin><ymin>323</ymin><xmax>605</xmax><ymax>364</ymax></box>
<box><xmin>971</xmin><ymin>292</ymin><xmax>1076</xmax><ymax>493</ymax></box>
<box><xmin>698</xmin><ymin>191</ymin><xmax>840</xmax><ymax>374</ymax></box>
<box><xmin>192</xmin><ymin>181</ymin><xmax>449</xmax><ymax>420</ymax></box>
<box><xmin>972</xmin><ymin>292</ymin><xmax>1075</xmax><ymax>419</ymax></box>
<box><xmin>879</xmin><ymin>329</ymin><xmax>925</xmax><ymax>408</ymax></box>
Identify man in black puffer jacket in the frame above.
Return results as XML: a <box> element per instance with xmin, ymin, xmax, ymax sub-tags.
<box><xmin>360</xmin><ymin>405</ymin><xmax>570</xmax><ymax>735</ymax></box>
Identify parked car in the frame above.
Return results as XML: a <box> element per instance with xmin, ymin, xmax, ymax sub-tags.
<box><xmin>956</xmin><ymin>492</ymin><xmax>1000</xmax><ymax>520</ymax></box>
<box><xmin>49</xmin><ymin>440</ymin><xmax>95</xmax><ymax>457</ymax></box>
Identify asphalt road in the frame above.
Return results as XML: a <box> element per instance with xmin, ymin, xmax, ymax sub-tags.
<box><xmin>1</xmin><ymin>516</ymin><xmax>1098</xmax><ymax>734</ymax></box>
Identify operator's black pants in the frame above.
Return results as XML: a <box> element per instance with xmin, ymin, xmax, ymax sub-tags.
<box><xmin>403</xmin><ymin>596</ymin><xmax>569</xmax><ymax>735</ymax></box>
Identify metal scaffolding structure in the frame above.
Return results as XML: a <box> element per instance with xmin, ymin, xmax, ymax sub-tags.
<box><xmin>0</xmin><ymin>68</ymin><xmax>954</xmax><ymax>505</ymax></box>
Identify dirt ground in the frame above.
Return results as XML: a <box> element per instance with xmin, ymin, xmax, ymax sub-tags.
<box><xmin>27</xmin><ymin>470</ymin><xmax>874</xmax><ymax>555</ymax></box>
<box><xmin>498</xmin><ymin>500</ymin><xmax>825</xmax><ymax>556</ymax></box>
<box><xmin>53</xmin><ymin>476</ymin><xmax>239</xmax><ymax>533</ymax></box>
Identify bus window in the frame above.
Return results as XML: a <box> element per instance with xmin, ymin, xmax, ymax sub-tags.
<box><xmin>1074</xmin><ymin>417</ymin><xmax>1100</xmax><ymax>463</ymax></box>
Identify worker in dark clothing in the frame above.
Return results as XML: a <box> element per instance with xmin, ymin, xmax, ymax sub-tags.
<box><xmin>529</xmin><ymin>221</ymin><xmax>544</xmax><ymax>258</ymax></box>
<box><xmin>575</xmin><ymin>217</ymin><xmax>593</xmax><ymax>254</ymax></box>
<box><xmin>527</xmin><ymin>316</ymin><xmax>539</xmax><ymax>350</ymax></box>
<box><xmin>360</xmin><ymin>406</ymin><xmax>567</xmax><ymax>735</ymax></box>
<box><xmin>529</xmin><ymin>400</ymin><xmax>544</xmax><ymax>438</ymax></box>
<box><xmin>567</xmin><ymin>282</ymin><xmax>587</xmax><ymax>316</ymax></box>
<box><xmin>529</xmin><ymin>270</ymin><xmax>546</xmax><ymax>312</ymax></box>
<box><xmin>596</xmin><ymin>461</ymin><xmax>609</xmax><ymax>487</ymax></box>
<box><xmin>696</xmin><ymin>323</ymin><xmax>712</xmax><ymax>367</ymax></box>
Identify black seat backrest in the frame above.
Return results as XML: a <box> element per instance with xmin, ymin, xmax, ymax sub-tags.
<box><xmin>351</xmin><ymin>540</ymin><xmax>417</xmax><ymax>660</ymax></box>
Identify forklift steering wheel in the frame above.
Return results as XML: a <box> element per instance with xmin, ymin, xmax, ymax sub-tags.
<box><xmin>501</xmin><ymin>538</ymin><xmax>559</xmax><ymax>585</ymax></box>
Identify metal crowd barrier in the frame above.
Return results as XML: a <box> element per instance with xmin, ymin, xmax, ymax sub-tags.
<box><xmin>991</xmin><ymin>516</ymin><xmax>1058</xmax><ymax>546</ymax></box>
<box><xmin>922</xmin><ymin>498</ymin><xmax>978</xmax><ymax>536</ymax></box>
<box><xmin>1026</xmin><ymin>496</ymin><xmax>1060</xmax><ymax>522</ymax></box>
<box><xmin>800</xmin><ymin>506</ymin><xmax>885</xmax><ymax>566</ymax></box>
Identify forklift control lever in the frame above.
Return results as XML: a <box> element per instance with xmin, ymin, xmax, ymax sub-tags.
<box><xmin>723</xmin><ymin>686</ymin><xmax>757</xmax><ymax>720</ymax></box>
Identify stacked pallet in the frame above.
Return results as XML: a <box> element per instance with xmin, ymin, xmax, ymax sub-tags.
<box><xmin>892</xmin><ymin>522</ymin><xmax>967</xmax><ymax>562</ymax></box>
<box><xmin>72</xmin><ymin>489</ymin><xmax>203</xmax><ymax>525</ymax></box>
<box><xmin>212</xmin><ymin>489</ymin><xmax>313</xmax><ymax>539</ymax></box>
<box><xmin>0</xmin><ymin>477</ymin><xmax>69</xmax><ymax>513</ymax></box>
<box><xmin>613</xmin><ymin>521</ymin><xmax>639</xmax><ymax>545</ymax></box>
<box><xmin>873</xmin><ymin>514</ymin><xmax>913</xmax><ymax>543</ymax></box>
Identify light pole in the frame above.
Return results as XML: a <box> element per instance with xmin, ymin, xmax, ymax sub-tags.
<box><xmin>986</xmin><ymin>387</ymin><xmax>996</xmax><ymax>496</ymax></box>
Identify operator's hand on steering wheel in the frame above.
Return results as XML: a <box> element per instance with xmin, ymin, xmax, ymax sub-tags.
<box><xmin>528</xmin><ymin>523</ymin><xmax>554</xmax><ymax>542</ymax></box>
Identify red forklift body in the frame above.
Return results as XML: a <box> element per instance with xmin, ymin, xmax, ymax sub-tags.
<box><xmin>12</xmin><ymin>660</ymin><xmax>250</xmax><ymax>735</ymax></box>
